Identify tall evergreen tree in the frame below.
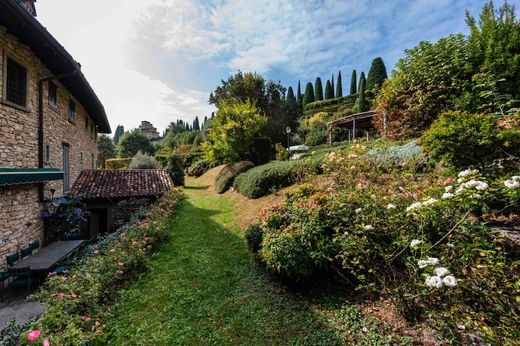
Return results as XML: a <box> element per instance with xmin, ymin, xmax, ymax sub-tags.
<box><xmin>325</xmin><ymin>80</ymin><xmax>334</xmax><ymax>99</ymax></box>
<box><xmin>336</xmin><ymin>71</ymin><xmax>343</xmax><ymax>97</ymax></box>
<box><xmin>350</xmin><ymin>70</ymin><xmax>357</xmax><ymax>95</ymax></box>
<box><xmin>193</xmin><ymin>116</ymin><xmax>200</xmax><ymax>131</ymax></box>
<box><xmin>113</xmin><ymin>125</ymin><xmax>124</xmax><ymax>144</ymax></box>
<box><xmin>358</xmin><ymin>76</ymin><xmax>368</xmax><ymax>112</ymax></box>
<box><xmin>331</xmin><ymin>74</ymin><xmax>335</xmax><ymax>97</ymax></box>
<box><xmin>314</xmin><ymin>77</ymin><xmax>323</xmax><ymax>101</ymax></box>
<box><xmin>297</xmin><ymin>81</ymin><xmax>302</xmax><ymax>104</ymax></box>
<box><xmin>302</xmin><ymin>82</ymin><xmax>315</xmax><ymax>109</ymax></box>
<box><xmin>366</xmin><ymin>57</ymin><xmax>388</xmax><ymax>90</ymax></box>
<box><xmin>287</xmin><ymin>86</ymin><xmax>296</xmax><ymax>103</ymax></box>
<box><xmin>358</xmin><ymin>72</ymin><xmax>366</xmax><ymax>94</ymax></box>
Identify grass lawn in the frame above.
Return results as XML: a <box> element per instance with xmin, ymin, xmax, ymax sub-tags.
<box><xmin>101</xmin><ymin>182</ymin><xmax>409</xmax><ymax>345</ymax></box>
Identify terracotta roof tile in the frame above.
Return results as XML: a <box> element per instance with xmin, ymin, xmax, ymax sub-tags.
<box><xmin>70</xmin><ymin>169</ymin><xmax>174</xmax><ymax>199</ymax></box>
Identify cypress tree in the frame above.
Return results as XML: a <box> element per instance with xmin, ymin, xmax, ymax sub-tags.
<box><xmin>331</xmin><ymin>74</ymin><xmax>335</xmax><ymax>97</ymax></box>
<box><xmin>113</xmin><ymin>125</ymin><xmax>124</xmax><ymax>144</ymax></box>
<box><xmin>193</xmin><ymin>116</ymin><xmax>200</xmax><ymax>131</ymax></box>
<box><xmin>324</xmin><ymin>80</ymin><xmax>334</xmax><ymax>99</ymax></box>
<box><xmin>350</xmin><ymin>70</ymin><xmax>357</xmax><ymax>95</ymax></box>
<box><xmin>366</xmin><ymin>57</ymin><xmax>388</xmax><ymax>90</ymax></box>
<box><xmin>358</xmin><ymin>76</ymin><xmax>368</xmax><ymax>112</ymax></box>
<box><xmin>287</xmin><ymin>86</ymin><xmax>296</xmax><ymax>103</ymax></box>
<box><xmin>336</xmin><ymin>71</ymin><xmax>343</xmax><ymax>97</ymax></box>
<box><xmin>314</xmin><ymin>77</ymin><xmax>323</xmax><ymax>101</ymax></box>
<box><xmin>297</xmin><ymin>81</ymin><xmax>302</xmax><ymax>104</ymax></box>
<box><xmin>358</xmin><ymin>72</ymin><xmax>366</xmax><ymax>94</ymax></box>
<box><xmin>302</xmin><ymin>82</ymin><xmax>315</xmax><ymax>109</ymax></box>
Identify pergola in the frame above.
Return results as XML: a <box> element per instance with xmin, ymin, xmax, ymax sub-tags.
<box><xmin>326</xmin><ymin>111</ymin><xmax>383</xmax><ymax>145</ymax></box>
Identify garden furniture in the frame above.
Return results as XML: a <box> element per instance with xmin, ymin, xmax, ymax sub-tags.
<box><xmin>21</xmin><ymin>245</ymin><xmax>32</xmax><ymax>258</ymax></box>
<box><xmin>11</xmin><ymin>240</ymin><xmax>84</xmax><ymax>273</ymax></box>
<box><xmin>29</xmin><ymin>240</ymin><xmax>40</xmax><ymax>253</ymax></box>
<box><xmin>8</xmin><ymin>267</ymin><xmax>35</xmax><ymax>294</ymax></box>
<box><xmin>6</xmin><ymin>251</ymin><xmax>20</xmax><ymax>267</ymax></box>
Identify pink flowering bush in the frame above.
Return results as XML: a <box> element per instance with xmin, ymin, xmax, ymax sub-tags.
<box><xmin>250</xmin><ymin>143</ymin><xmax>519</xmax><ymax>343</ymax></box>
<box><xmin>21</xmin><ymin>189</ymin><xmax>184</xmax><ymax>345</ymax></box>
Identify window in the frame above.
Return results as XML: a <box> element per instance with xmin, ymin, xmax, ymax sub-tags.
<box><xmin>68</xmin><ymin>99</ymin><xmax>76</xmax><ymax>123</ymax></box>
<box><xmin>48</xmin><ymin>81</ymin><xmax>57</xmax><ymax>107</ymax></box>
<box><xmin>63</xmin><ymin>144</ymin><xmax>70</xmax><ymax>193</ymax></box>
<box><xmin>90</xmin><ymin>123</ymin><xmax>95</xmax><ymax>138</ymax></box>
<box><xmin>80</xmin><ymin>152</ymin><xmax>83</xmax><ymax>165</ymax></box>
<box><xmin>85</xmin><ymin>117</ymin><xmax>89</xmax><ymax>131</ymax></box>
<box><xmin>5</xmin><ymin>57</ymin><xmax>28</xmax><ymax>107</ymax></box>
<box><xmin>45</xmin><ymin>144</ymin><xmax>50</xmax><ymax>162</ymax></box>
<box><xmin>91</xmin><ymin>153</ymin><xmax>95</xmax><ymax>169</ymax></box>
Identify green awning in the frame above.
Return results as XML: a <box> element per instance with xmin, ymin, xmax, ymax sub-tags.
<box><xmin>0</xmin><ymin>168</ymin><xmax>64</xmax><ymax>186</ymax></box>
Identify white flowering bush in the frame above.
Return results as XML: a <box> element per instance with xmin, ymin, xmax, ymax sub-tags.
<box><xmin>250</xmin><ymin>143</ymin><xmax>519</xmax><ymax>343</ymax></box>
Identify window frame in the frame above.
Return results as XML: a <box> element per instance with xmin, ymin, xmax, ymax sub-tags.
<box><xmin>48</xmin><ymin>81</ymin><xmax>57</xmax><ymax>109</ymax></box>
<box><xmin>68</xmin><ymin>98</ymin><xmax>76</xmax><ymax>124</ymax></box>
<box><xmin>1</xmin><ymin>53</ymin><xmax>30</xmax><ymax>112</ymax></box>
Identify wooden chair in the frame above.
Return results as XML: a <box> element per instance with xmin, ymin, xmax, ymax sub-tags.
<box><xmin>29</xmin><ymin>240</ymin><xmax>40</xmax><ymax>253</ymax></box>
<box><xmin>8</xmin><ymin>267</ymin><xmax>35</xmax><ymax>295</ymax></box>
<box><xmin>6</xmin><ymin>251</ymin><xmax>20</xmax><ymax>267</ymax></box>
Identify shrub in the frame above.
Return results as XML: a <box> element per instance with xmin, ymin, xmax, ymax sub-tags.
<box><xmin>245</xmin><ymin>223</ymin><xmax>264</xmax><ymax>253</ymax></box>
<box><xmin>275</xmin><ymin>143</ymin><xmax>289</xmax><ymax>161</ymax></box>
<box><xmin>128</xmin><ymin>151</ymin><xmax>160</xmax><ymax>169</ymax></box>
<box><xmin>304</xmin><ymin>94</ymin><xmax>358</xmax><ymax>111</ymax></box>
<box><xmin>21</xmin><ymin>190</ymin><xmax>184</xmax><ymax>345</ymax></box>
<box><xmin>112</xmin><ymin>198</ymin><xmax>152</xmax><ymax>228</ymax></box>
<box><xmin>304</xmin><ymin>127</ymin><xmax>328</xmax><ymax>146</ymax></box>
<box><xmin>215</xmin><ymin>161</ymin><xmax>254</xmax><ymax>194</ymax></box>
<box><xmin>250</xmin><ymin>137</ymin><xmax>271</xmax><ymax>165</ymax></box>
<box><xmin>187</xmin><ymin>159</ymin><xmax>210</xmax><ymax>177</ymax></box>
<box><xmin>234</xmin><ymin>156</ymin><xmax>323</xmax><ymax>199</ymax></box>
<box><xmin>165</xmin><ymin>154</ymin><xmax>185</xmax><ymax>186</ymax></box>
<box><xmin>421</xmin><ymin>111</ymin><xmax>520</xmax><ymax>169</ymax></box>
<box><xmin>105</xmin><ymin>158</ymin><xmax>131</xmax><ymax>170</ymax></box>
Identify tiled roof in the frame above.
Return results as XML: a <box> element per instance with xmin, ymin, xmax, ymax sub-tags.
<box><xmin>70</xmin><ymin>169</ymin><xmax>175</xmax><ymax>199</ymax></box>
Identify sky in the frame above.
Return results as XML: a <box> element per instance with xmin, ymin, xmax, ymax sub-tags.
<box><xmin>36</xmin><ymin>0</ymin><xmax>492</xmax><ymax>135</ymax></box>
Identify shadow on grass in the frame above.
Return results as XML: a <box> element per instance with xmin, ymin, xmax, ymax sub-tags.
<box><xmin>102</xmin><ymin>198</ymin><xmax>344</xmax><ymax>346</ymax></box>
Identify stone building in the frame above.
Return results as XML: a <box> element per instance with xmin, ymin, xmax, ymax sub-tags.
<box><xmin>0</xmin><ymin>0</ymin><xmax>110</xmax><ymax>270</ymax></box>
<box><xmin>138</xmin><ymin>120</ymin><xmax>160</xmax><ymax>140</ymax></box>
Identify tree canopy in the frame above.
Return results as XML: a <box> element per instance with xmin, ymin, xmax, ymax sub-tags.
<box><xmin>366</xmin><ymin>57</ymin><xmax>388</xmax><ymax>90</ymax></box>
<box><xmin>314</xmin><ymin>77</ymin><xmax>324</xmax><ymax>101</ymax></box>
<box><xmin>325</xmin><ymin>80</ymin><xmax>334</xmax><ymax>99</ymax></box>
<box><xmin>97</xmin><ymin>134</ymin><xmax>115</xmax><ymax>168</ymax></box>
<box><xmin>336</xmin><ymin>71</ymin><xmax>343</xmax><ymax>97</ymax></box>
<box><xmin>118</xmin><ymin>129</ymin><xmax>153</xmax><ymax>158</ymax></box>
<box><xmin>350</xmin><ymin>70</ymin><xmax>357</xmax><ymax>95</ymax></box>
<box><xmin>303</xmin><ymin>82</ymin><xmax>315</xmax><ymax>108</ymax></box>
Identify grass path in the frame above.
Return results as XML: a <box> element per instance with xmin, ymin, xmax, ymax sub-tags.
<box><xmin>101</xmin><ymin>182</ymin><xmax>343</xmax><ymax>345</ymax></box>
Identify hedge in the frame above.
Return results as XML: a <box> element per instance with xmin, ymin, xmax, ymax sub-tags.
<box><xmin>304</xmin><ymin>94</ymin><xmax>358</xmax><ymax>111</ymax></box>
<box><xmin>215</xmin><ymin>161</ymin><xmax>255</xmax><ymax>194</ymax></box>
<box><xmin>233</xmin><ymin>157</ymin><xmax>323</xmax><ymax>199</ymax></box>
<box><xmin>105</xmin><ymin>158</ymin><xmax>131</xmax><ymax>169</ymax></box>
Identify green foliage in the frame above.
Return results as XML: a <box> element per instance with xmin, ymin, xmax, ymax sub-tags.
<box><xmin>215</xmin><ymin>161</ymin><xmax>255</xmax><ymax>194</ymax></box>
<box><xmin>421</xmin><ymin>111</ymin><xmax>520</xmax><ymax>169</ymax></box>
<box><xmin>112</xmin><ymin>198</ymin><xmax>152</xmax><ymax>228</ymax></box>
<box><xmin>302</xmin><ymin>82</ymin><xmax>315</xmax><ymax>109</ymax></box>
<box><xmin>275</xmin><ymin>143</ymin><xmax>289</xmax><ymax>161</ymax></box>
<box><xmin>304</xmin><ymin>127</ymin><xmax>328</xmax><ymax>146</ymax></box>
<box><xmin>296</xmin><ymin>81</ymin><xmax>302</xmax><ymax>104</ymax></box>
<box><xmin>22</xmin><ymin>190</ymin><xmax>184</xmax><ymax>345</ymax></box>
<box><xmin>202</xmin><ymin>100</ymin><xmax>267</xmax><ymax>163</ymax></box>
<box><xmin>209</xmin><ymin>71</ymin><xmax>268</xmax><ymax>111</ymax></box>
<box><xmin>304</xmin><ymin>94</ymin><xmax>358</xmax><ymax>111</ymax></box>
<box><xmin>97</xmin><ymin>134</ymin><xmax>115</xmax><ymax>168</ymax></box>
<box><xmin>358</xmin><ymin>72</ymin><xmax>366</xmax><ymax>96</ymax></box>
<box><xmin>128</xmin><ymin>151</ymin><xmax>160</xmax><ymax>169</ymax></box>
<box><xmin>336</xmin><ymin>71</ymin><xmax>343</xmax><ymax>98</ymax></box>
<box><xmin>324</xmin><ymin>80</ymin><xmax>334</xmax><ymax>100</ymax></box>
<box><xmin>350</xmin><ymin>69</ymin><xmax>357</xmax><ymax>95</ymax></box>
<box><xmin>314</xmin><ymin>78</ymin><xmax>323</xmax><ymax>101</ymax></box>
<box><xmin>165</xmin><ymin>154</ymin><xmax>185</xmax><ymax>186</ymax></box>
<box><xmin>112</xmin><ymin>125</ymin><xmax>124</xmax><ymax>145</ymax></box>
<box><xmin>233</xmin><ymin>156</ymin><xmax>323</xmax><ymax>199</ymax></box>
<box><xmin>358</xmin><ymin>75</ymin><xmax>368</xmax><ymax>112</ymax></box>
<box><xmin>245</xmin><ymin>224</ymin><xmax>264</xmax><ymax>253</ymax></box>
<box><xmin>286</xmin><ymin>86</ymin><xmax>296</xmax><ymax>102</ymax></box>
<box><xmin>366</xmin><ymin>57</ymin><xmax>388</xmax><ymax>90</ymax></box>
<box><xmin>250</xmin><ymin>137</ymin><xmax>271</xmax><ymax>165</ymax></box>
<box><xmin>105</xmin><ymin>158</ymin><xmax>131</xmax><ymax>170</ymax></box>
<box><xmin>117</xmin><ymin>129</ymin><xmax>153</xmax><ymax>157</ymax></box>
<box><xmin>187</xmin><ymin>159</ymin><xmax>211</xmax><ymax>177</ymax></box>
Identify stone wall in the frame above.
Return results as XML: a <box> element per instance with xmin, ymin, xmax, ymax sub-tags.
<box><xmin>0</xmin><ymin>26</ymin><xmax>100</xmax><ymax>270</ymax></box>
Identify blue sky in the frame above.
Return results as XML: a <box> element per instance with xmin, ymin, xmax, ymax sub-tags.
<box><xmin>37</xmin><ymin>0</ymin><xmax>493</xmax><ymax>134</ymax></box>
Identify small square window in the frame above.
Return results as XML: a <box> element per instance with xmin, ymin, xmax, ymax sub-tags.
<box><xmin>5</xmin><ymin>57</ymin><xmax>27</xmax><ymax>107</ymax></box>
<box><xmin>48</xmin><ymin>82</ymin><xmax>57</xmax><ymax>107</ymax></box>
<box><xmin>68</xmin><ymin>99</ymin><xmax>76</xmax><ymax>123</ymax></box>
<box><xmin>80</xmin><ymin>152</ymin><xmax>83</xmax><ymax>165</ymax></box>
<box><xmin>92</xmin><ymin>154</ymin><xmax>95</xmax><ymax>169</ymax></box>
<box><xmin>85</xmin><ymin>117</ymin><xmax>89</xmax><ymax>131</ymax></box>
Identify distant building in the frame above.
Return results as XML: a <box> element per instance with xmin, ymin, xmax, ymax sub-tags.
<box><xmin>138</xmin><ymin>121</ymin><xmax>160</xmax><ymax>140</ymax></box>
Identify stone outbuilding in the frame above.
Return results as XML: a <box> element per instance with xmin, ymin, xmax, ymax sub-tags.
<box><xmin>0</xmin><ymin>0</ymin><xmax>111</xmax><ymax>269</ymax></box>
<box><xmin>69</xmin><ymin>169</ymin><xmax>175</xmax><ymax>239</ymax></box>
